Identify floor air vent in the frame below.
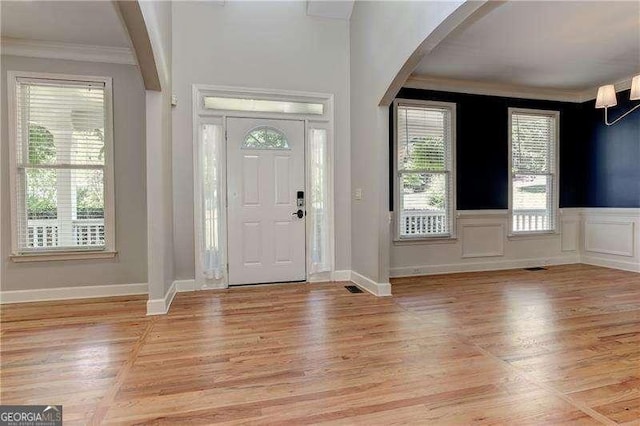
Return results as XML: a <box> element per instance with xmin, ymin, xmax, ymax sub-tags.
<box><xmin>524</xmin><ymin>267</ymin><xmax>547</xmax><ymax>271</ymax></box>
<box><xmin>345</xmin><ymin>285</ymin><xmax>364</xmax><ymax>293</ymax></box>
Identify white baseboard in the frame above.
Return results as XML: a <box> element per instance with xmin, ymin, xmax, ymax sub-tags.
<box><xmin>306</xmin><ymin>272</ymin><xmax>331</xmax><ymax>283</ymax></box>
<box><xmin>174</xmin><ymin>279</ymin><xmax>196</xmax><ymax>292</ymax></box>
<box><xmin>186</xmin><ymin>278</ymin><xmax>227</xmax><ymax>290</ymax></box>
<box><xmin>146</xmin><ymin>278</ymin><xmax>225</xmax><ymax>316</ymax></box>
<box><xmin>200</xmin><ymin>281</ymin><xmax>227</xmax><ymax>290</ymax></box>
<box><xmin>350</xmin><ymin>271</ymin><xmax>392</xmax><ymax>296</ymax></box>
<box><xmin>303</xmin><ymin>270</ymin><xmax>354</xmax><ymax>283</ymax></box>
<box><xmin>0</xmin><ymin>282</ymin><xmax>147</xmax><ymax>304</ymax></box>
<box><xmin>332</xmin><ymin>270</ymin><xmax>351</xmax><ymax>281</ymax></box>
<box><xmin>177</xmin><ymin>279</ymin><xmax>226</xmax><ymax>291</ymax></box>
<box><xmin>146</xmin><ymin>281</ymin><xmax>176</xmax><ymax>316</ymax></box>
<box><xmin>581</xmin><ymin>255</ymin><xmax>640</xmax><ymax>273</ymax></box>
<box><xmin>390</xmin><ymin>255</ymin><xmax>581</xmax><ymax>278</ymax></box>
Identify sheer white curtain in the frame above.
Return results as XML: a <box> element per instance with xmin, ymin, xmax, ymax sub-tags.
<box><xmin>309</xmin><ymin>127</ymin><xmax>331</xmax><ymax>274</ymax></box>
<box><xmin>201</xmin><ymin>123</ymin><xmax>224</xmax><ymax>280</ymax></box>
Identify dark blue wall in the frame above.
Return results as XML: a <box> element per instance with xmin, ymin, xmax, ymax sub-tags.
<box><xmin>391</xmin><ymin>88</ymin><xmax>587</xmax><ymax>210</ymax></box>
<box><xmin>583</xmin><ymin>89</ymin><xmax>640</xmax><ymax>207</ymax></box>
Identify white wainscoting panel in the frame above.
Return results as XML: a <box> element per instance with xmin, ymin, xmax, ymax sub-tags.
<box><xmin>391</xmin><ymin>208</ymin><xmax>639</xmax><ymax>277</ymax></box>
<box><xmin>561</xmin><ymin>220</ymin><xmax>579</xmax><ymax>252</ymax></box>
<box><xmin>390</xmin><ymin>210</ymin><xmax>582</xmax><ymax>277</ymax></box>
<box><xmin>391</xmin><ymin>208</ymin><xmax>639</xmax><ymax>278</ymax></box>
<box><xmin>461</xmin><ymin>224</ymin><xmax>504</xmax><ymax>258</ymax></box>
<box><xmin>580</xmin><ymin>209</ymin><xmax>639</xmax><ymax>272</ymax></box>
<box><xmin>585</xmin><ymin>221</ymin><xmax>634</xmax><ymax>257</ymax></box>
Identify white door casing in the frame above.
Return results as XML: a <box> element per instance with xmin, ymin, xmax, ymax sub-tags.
<box><xmin>192</xmin><ymin>85</ymin><xmax>335</xmax><ymax>290</ymax></box>
<box><xmin>226</xmin><ymin>117</ymin><xmax>306</xmax><ymax>285</ymax></box>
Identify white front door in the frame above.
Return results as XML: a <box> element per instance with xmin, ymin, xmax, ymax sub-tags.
<box><xmin>227</xmin><ymin>117</ymin><xmax>306</xmax><ymax>285</ymax></box>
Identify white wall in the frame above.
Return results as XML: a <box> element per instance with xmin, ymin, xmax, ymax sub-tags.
<box><xmin>349</xmin><ymin>1</ymin><xmax>466</xmax><ymax>284</ymax></box>
<box><xmin>139</xmin><ymin>0</ymin><xmax>174</xmax><ymax>301</ymax></box>
<box><xmin>171</xmin><ymin>1</ymin><xmax>351</xmax><ymax>280</ymax></box>
<box><xmin>0</xmin><ymin>55</ymin><xmax>147</xmax><ymax>291</ymax></box>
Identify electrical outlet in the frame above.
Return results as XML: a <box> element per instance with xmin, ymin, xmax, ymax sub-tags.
<box><xmin>354</xmin><ymin>188</ymin><xmax>363</xmax><ymax>200</ymax></box>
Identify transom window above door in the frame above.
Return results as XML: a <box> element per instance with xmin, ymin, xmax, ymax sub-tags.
<box><xmin>204</xmin><ymin>96</ymin><xmax>324</xmax><ymax>115</ymax></box>
<box><xmin>243</xmin><ymin>126</ymin><xmax>290</xmax><ymax>150</ymax></box>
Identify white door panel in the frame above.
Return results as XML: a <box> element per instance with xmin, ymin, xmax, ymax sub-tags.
<box><xmin>227</xmin><ymin>118</ymin><xmax>306</xmax><ymax>285</ymax></box>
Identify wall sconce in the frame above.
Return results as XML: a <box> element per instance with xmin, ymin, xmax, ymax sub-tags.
<box><xmin>595</xmin><ymin>75</ymin><xmax>640</xmax><ymax>126</ymax></box>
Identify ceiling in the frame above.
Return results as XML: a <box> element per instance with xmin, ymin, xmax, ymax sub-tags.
<box><xmin>413</xmin><ymin>1</ymin><xmax>640</xmax><ymax>92</ymax></box>
<box><xmin>1</xmin><ymin>1</ymin><xmax>129</xmax><ymax>47</ymax></box>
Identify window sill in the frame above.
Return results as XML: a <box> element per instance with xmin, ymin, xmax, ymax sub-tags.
<box><xmin>394</xmin><ymin>236</ymin><xmax>458</xmax><ymax>246</ymax></box>
<box><xmin>10</xmin><ymin>250</ymin><xmax>117</xmax><ymax>263</ymax></box>
<box><xmin>507</xmin><ymin>232</ymin><xmax>559</xmax><ymax>241</ymax></box>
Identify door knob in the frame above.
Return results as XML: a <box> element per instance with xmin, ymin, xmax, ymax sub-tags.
<box><xmin>292</xmin><ymin>209</ymin><xmax>304</xmax><ymax>219</ymax></box>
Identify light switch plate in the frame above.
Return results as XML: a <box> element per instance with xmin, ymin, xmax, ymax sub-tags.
<box><xmin>354</xmin><ymin>188</ymin><xmax>363</xmax><ymax>200</ymax></box>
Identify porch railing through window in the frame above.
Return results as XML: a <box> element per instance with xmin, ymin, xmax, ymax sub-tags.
<box><xmin>401</xmin><ymin>210</ymin><xmax>447</xmax><ymax>236</ymax></box>
<box><xmin>26</xmin><ymin>219</ymin><xmax>105</xmax><ymax>248</ymax></box>
<box><xmin>512</xmin><ymin>209</ymin><xmax>550</xmax><ymax>232</ymax></box>
<box><xmin>401</xmin><ymin>209</ymin><xmax>551</xmax><ymax>236</ymax></box>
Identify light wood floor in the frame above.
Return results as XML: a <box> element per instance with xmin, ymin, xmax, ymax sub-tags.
<box><xmin>1</xmin><ymin>264</ymin><xmax>639</xmax><ymax>425</ymax></box>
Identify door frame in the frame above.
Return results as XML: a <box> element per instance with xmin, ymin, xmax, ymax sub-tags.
<box><xmin>192</xmin><ymin>85</ymin><xmax>335</xmax><ymax>289</ymax></box>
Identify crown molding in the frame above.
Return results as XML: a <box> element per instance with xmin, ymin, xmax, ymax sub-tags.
<box><xmin>406</xmin><ymin>74</ymin><xmax>639</xmax><ymax>104</ymax></box>
<box><xmin>405</xmin><ymin>75</ymin><xmax>584</xmax><ymax>103</ymax></box>
<box><xmin>0</xmin><ymin>37</ymin><xmax>136</xmax><ymax>65</ymax></box>
<box><xmin>577</xmin><ymin>76</ymin><xmax>635</xmax><ymax>103</ymax></box>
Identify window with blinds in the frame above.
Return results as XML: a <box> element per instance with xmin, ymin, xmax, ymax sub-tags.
<box><xmin>395</xmin><ymin>101</ymin><xmax>455</xmax><ymax>239</ymax></box>
<box><xmin>509</xmin><ymin>109</ymin><xmax>558</xmax><ymax>234</ymax></box>
<box><xmin>10</xmin><ymin>74</ymin><xmax>113</xmax><ymax>254</ymax></box>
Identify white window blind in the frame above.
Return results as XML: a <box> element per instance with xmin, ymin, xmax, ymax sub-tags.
<box><xmin>13</xmin><ymin>77</ymin><xmax>110</xmax><ymax>252</ymax></box>
<box><xmin>396</xmin><ymin>102</ymin><xmax>455</xmax><ymax>239</ymax></box>
<box><xmin>510</xmin><ymin>110</ymin><xmax>557</xmax><ymax>233</ymax></box>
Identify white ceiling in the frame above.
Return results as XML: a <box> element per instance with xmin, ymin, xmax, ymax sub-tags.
<box><xmin>413</xmin><ymin>1</ymin><xmax>640</xmax><ymax>92</ymax></box>
<box><xmin>1</xmin><ymin>1</ymin><xmax>129</xmax><ymax>48</ymax></box>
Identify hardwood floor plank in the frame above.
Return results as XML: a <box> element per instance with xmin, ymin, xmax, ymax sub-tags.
<box><xmin>1</xmin><ymin>265</ymin><xmax>638</xmax><ymax>424</ymax></box>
